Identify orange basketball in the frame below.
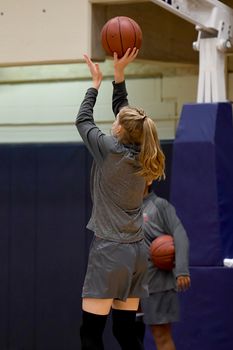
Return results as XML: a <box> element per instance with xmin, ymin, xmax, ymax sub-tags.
<box><xmin>101</xmin><ymin>16</ymin><xmax>142</xmax><ymax>58</ymax></box>
<box><xmin>150</xmin><ymin>235</ymin><xmax>175</xmax><ymax>271</ymax></box>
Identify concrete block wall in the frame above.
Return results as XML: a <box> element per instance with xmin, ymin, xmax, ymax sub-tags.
<box><xmin>0</xmin><ymin>62</ymin><xmax>198</xmax><ymax>143</ymax></box>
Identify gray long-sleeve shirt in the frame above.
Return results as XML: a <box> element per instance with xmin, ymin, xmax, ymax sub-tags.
<box><xmin>75</xmin><ymin>81</ymin><xmax>146</xmax><ymax>243</ymax></box>
<box><xmin>143</xmin><ymin>191</ymin><xmax>190</xmax><ymax>293</ymax></box>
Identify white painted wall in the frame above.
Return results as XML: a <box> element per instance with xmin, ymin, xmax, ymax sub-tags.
<box><xmin>0</xmin><ymin>72</ymin><xmax>198</xmax><ymax>143</ymax></box>
<box><xmin>0</xmin><ymin>0</ymin><xmax>91</xmax><ymax>66</ymax></box>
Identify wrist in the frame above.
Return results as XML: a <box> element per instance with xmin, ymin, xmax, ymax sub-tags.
<box><xmin>114</xmin><ymin>71</ymin><xmax>125</xmax><ymax>84</ymax></box>
<box><xmin>92</xmin><ymin>82</ymin><xmax>101</xmax><ymax>90</ymax></box>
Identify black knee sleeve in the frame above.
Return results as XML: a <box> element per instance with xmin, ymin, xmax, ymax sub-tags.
<box><xmin>135</xmin><ymin>315</ymin><xmax>146</xmax><ymax>343</ymax></box>
<box><xmin>80</xmin><ymin>311</ymin><xmax>107</xmax><ymax>350</ymax></box>
<box><xmin>112</xmin><ymin>309</ymin><xmax>144</xmax><ymax>350</ymax></box>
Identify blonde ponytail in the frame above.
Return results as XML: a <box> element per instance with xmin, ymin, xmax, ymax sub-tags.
<box><xmin>138</xmin><ymin>117</ymin><xmax>165</xmax><ymax>182</ymax></box>
<box><xmin>117</xmin><ymin>106</ymin><xmax>165</xmax><ymax>181</ymax></box>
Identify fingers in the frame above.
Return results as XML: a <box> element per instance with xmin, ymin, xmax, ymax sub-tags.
<box><xmin>122</xmin><ymin>47</ymin><xmax>138</xmax><ymax>58</ymax></box>
<box><xmin>85</xmin><ymin>47</ymin><xmax>138</xmax><ymax>66</ymax></box>
<box><xmin>83</xmin><ymin>54</ymin><xmax>103</xmax><ymax>89</ymax></box>
<box><xmin>83</xmin><ymin>54</ymin><xmax>92</xmax><ymax>66</ymax></box>
<box><xmin>129</xmin><ymin>47</ymin><xmax>139</xmax><ymax>59</ymax></box>
<box><xmin>114</xmin><ymin>47</ymin><xmax>139</xmax><ymax>61</ymax></box>
<box><xmin>83</xmin><ymin>55</ymin><xmax>100</xmax><ymax>74</ymax></box>
<box><xmin>177</xmin><ymin>276</ymin><xmax>191</xmax><ymax>292</ymax></box>
<box><xmin>95</xmin><ymin>64</ymin><xmax>103</xmax><ymax>81</ymax></box>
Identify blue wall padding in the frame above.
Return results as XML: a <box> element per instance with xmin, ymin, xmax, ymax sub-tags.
<box><xmin>9</xmin><ymin>146</ymin><xmax>37</xmax><ymax>349</ymax></box>
<box><xmin>144</xmin><ymin>266</ymin><xmax>233</xmax><ymax>350</ymax></box>
<box><xmin>170</xmin><ymin>103</ymin><xmax>233</xmax><ymax>266</ymax></box>
<box><xmin>0</xmin><ymin>144</ymin><xmax>89</xmax><ymax>350</ymax></box>
<box><xmin>174</xmin><ymin>267</ymin><xmax>233</xmax><ymax>350</ymax></box>
<box><xmin>35</xmin><ymin>145</ymin><xmax>87</xmax><ymax>350</ymax></box>
<box><xmin>0</xmin><ymin>146</ymin><xmax>11</xmax><ymax>350</ymax></box>
<box><xmin>152</xmin><ymin>140</ymin><xmax>174</xmax><ymax>200</ymax></box>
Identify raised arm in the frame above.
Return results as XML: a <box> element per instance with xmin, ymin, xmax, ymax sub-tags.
<box><xmin>75</xmin><ymin>55</ymin><xmax>112</xmax><ymax>164</ymax></box>
<box><xmin>112</xmin><ymin>48</ymin><xmax>139</xmax><ymax>117</ymax></box>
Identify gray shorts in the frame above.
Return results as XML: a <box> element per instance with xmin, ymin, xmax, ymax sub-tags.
<box><xmin>141</xmin><ymin>290</ymin><xmax>179</xmax><ymax>325</ymax></box>
<box><xmin>82</xmin><ymin>237</ymin><xmax>149</xmax><ymax>301</ymax></box>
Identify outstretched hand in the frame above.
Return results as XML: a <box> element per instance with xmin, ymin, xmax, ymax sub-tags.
<box><xmin>113</xmin><ymin>47</ymin><xmax>139</xmax><ymax>83</ymax></box>
<box><xmin>114</xmin><ymin>47</ymin><xmax>139</xmax><ymax>70</ymax></box>
<box><xmin>83</xmin><ymin>54</ymin><xmax>103</xmax><ymax>90</ymax></box>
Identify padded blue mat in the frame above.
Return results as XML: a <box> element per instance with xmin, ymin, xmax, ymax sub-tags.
<box><xmin>170</xmin><ymin>103</ymin><xmax>233</xmax><ymax>266</ymax></box>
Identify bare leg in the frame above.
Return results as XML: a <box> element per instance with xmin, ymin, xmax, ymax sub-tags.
<box><xmin>150</xmin><ymin>323</ymin><xmax>176</xmax><ymax>350</ymax></box>
<box><xmin>82</xmin><ymin>297</ymin><xmax>113</xmax><ymax>315</ymax></box>
<box><xmin>112</xmin><ymin>297</ymin><xmax>139</xmax><ymax>311</ymax></box>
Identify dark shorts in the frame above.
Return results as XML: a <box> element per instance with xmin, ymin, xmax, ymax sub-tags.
<box><xmin>141</xmin><ymin>289</ymin><xmax>179</xmax><ymax>325</ymax></box>
<box><xmin>82</xmin><ymin>237</ymin><xmax>149</xmax><ymax>301</ymax></box>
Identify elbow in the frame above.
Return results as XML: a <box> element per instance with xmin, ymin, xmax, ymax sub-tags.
<box><xmin>75</xmin><ymin>115</ymin><xmax>81</xmax><ymax>127</ymax></box>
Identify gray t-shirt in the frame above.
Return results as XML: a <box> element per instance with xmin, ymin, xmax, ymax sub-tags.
<box><xmin>75</xmin><ymin>81</ymin><xmax>146</xmax><ymax>243</ymax></box>
<box><xmin>143</xmin><ymin>191</ymin><xmax>190</xmax><ymax>293</ymax></box>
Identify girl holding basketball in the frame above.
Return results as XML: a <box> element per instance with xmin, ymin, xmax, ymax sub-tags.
<box><xmin>138</xmin><ymin>181</ymin><xmax>191</xmax><ymax>350</ymax></box>
<box><xmin>75</xmin><ymin>47</ymin><xmax>165</xmax><ymax>350</ymax></box>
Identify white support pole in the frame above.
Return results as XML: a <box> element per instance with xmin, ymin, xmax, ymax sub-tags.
<box><xmin>197</xmin><ymin>37</ymin><xmax>226</xmax><ymax>103</ymax></box>
<box><xmin>151</xmin><ymin>0</ymin><xmax>233</xmax><ymax>103</ymax></box>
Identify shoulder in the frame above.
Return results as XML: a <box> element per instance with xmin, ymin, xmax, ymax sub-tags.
<box><xmin>150</xmin><ymin>195</ymin><xmax>177</xmax><ymax>216</ymax></box>
<box><xmin>102</xmin><ymin>136</ymin><xmax>134</xmax><ymax>158</ymax></box>
<box><xmin>105</xmin><ymin>136</ymin><xmax>125</xmax><ymax>153</ymax></box>
<box><xmin>151</xmin><ymin>194</ymin><xmax>169</xmax><ymax>208</ymax></box>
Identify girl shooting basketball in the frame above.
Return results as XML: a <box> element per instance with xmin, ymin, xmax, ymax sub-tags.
<box><xmin>75</xmin><ymin>47</ymin><xmax>165</xmax><ymax>350</ymax></box>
